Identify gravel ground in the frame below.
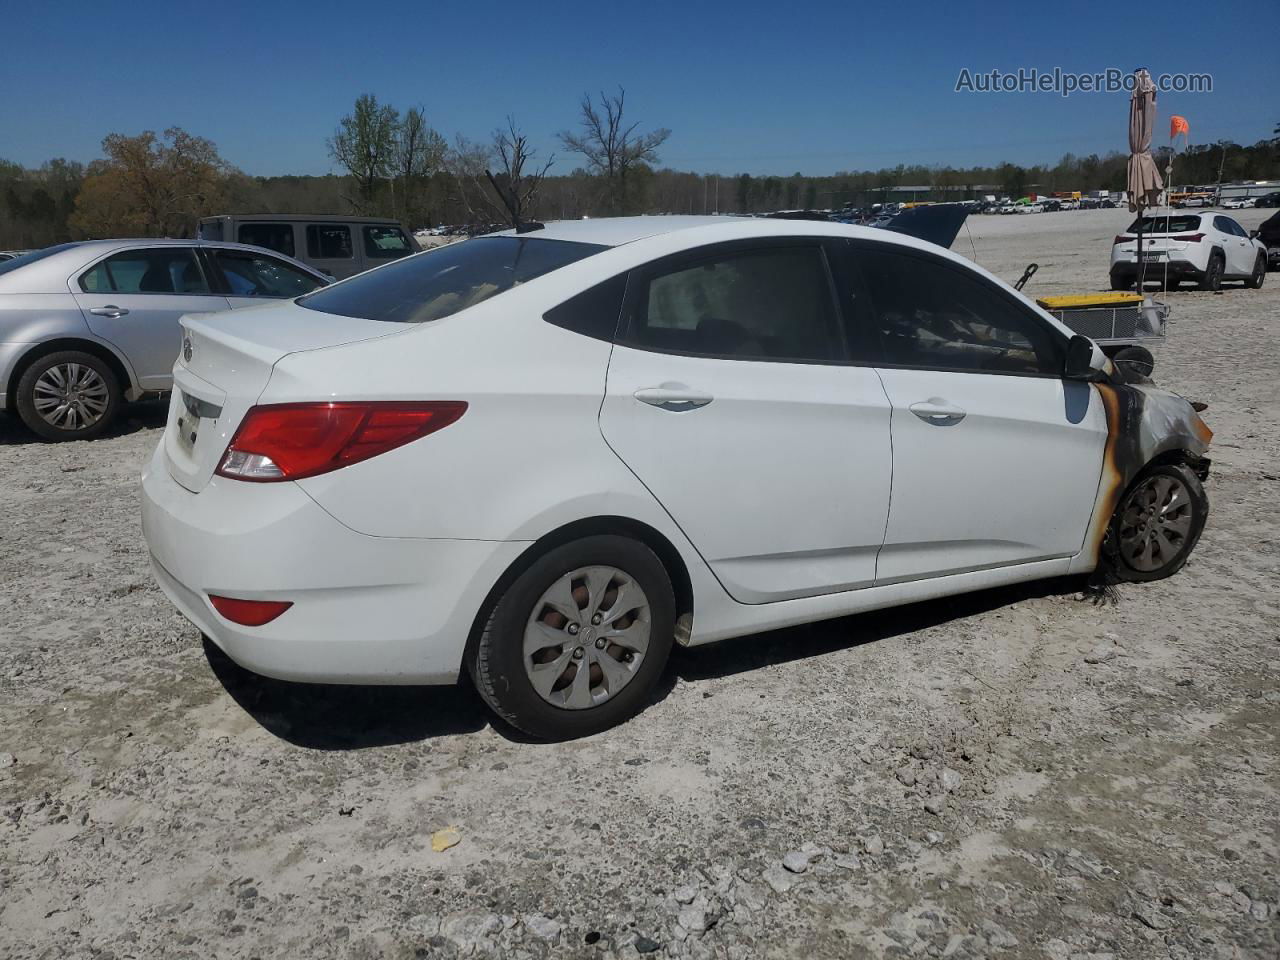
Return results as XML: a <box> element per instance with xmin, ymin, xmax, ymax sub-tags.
<box><xmin>2</xmin><ymin>209</ymin><xmax>1277</xmax><ymax>959</ymax></box>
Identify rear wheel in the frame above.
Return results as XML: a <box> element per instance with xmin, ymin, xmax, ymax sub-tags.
<box><xmin>15</xmin><ymin>350</ymin><xmax>121</xmax><ymax>441</ymax></box>
<box><xmin>1109</xmin><ymin>273</ymin><xmax>1132</xmax><ymax>291</ymax></box>
<box><xmin>1107</xmin><ymin>463</ymin><xmax>1208</xmax><ymax>582</ymax></box>
<box><xmin>1246</xmin><ymin>253</ymin><xmax>1266</xmax><ymax>289</ymax></box>
<box><xmin>469</xmin><ymin>535</ymin><xmax>676</xmax><ymax>740</ymax></box>
<box><xmin>1198</xmin><ymin>252</ymin><xmax>1224</xmax><ymax>291</ymax></box>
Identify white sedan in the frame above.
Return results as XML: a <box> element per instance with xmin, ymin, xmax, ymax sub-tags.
<box><xmin>143</xmin><ymin>217</ymin><xmax>1213</xmax><ymax>739</ymax></box>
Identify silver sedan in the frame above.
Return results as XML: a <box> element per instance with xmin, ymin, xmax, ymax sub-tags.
<box><xmin>0</xmin><ymin>239</ymin><xmax>329</xmax><ymax>440</ymax></box>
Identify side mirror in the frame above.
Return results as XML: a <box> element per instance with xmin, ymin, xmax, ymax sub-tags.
<box><xmin>1063</xmin><ymin>334</ymin><xmax>1109</xmax><ymax>380</ymax></box>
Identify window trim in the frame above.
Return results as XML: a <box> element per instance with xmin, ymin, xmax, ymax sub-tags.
<box><xmin>75</xmin><ymin>245</ymin><xmax>213</xmax><ymax>297</ymax></box>
<box><xmin>846</xmin><ymin>239</ymin><xmax>1071</xmax><ymax>380</ymax></box>
<box><xmin>306</xmin><ymin>223</ymin><xmax>355</xmax><ymax>260</ymax></box>
<box><xmin>616</xmin><ymin>237</ymin><xmax>851</xmax><ymax>366</ymax></box>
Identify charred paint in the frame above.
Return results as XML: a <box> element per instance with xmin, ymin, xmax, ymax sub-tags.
<box><xmin>1081</xmin><ymin>380</ymin><xmax>1213</xmax><ymax>568</ymax></box>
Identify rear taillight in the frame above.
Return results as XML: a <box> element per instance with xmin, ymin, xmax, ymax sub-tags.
<box><xmin>216</xmin><ymin>401</ymin><xmax>466</xmax><ymax>482</ymax></box>
<box><xmin>1113</xmin><ymin>235</ymin><xmax>1130</xmax><ymax>245</ymax></box>
<box><xmin>209</xmin><ymin>594</ymin><xmax>293</xmax><ymax>626</ymax></box>
<box><xmin>1168</xmin><ymin>233</ymin><xmax>1204</xmax><ymax>242</ymax></box>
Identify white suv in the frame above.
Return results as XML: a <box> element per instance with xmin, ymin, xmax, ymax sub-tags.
<box><xmin>1111</xmin><ymin>212</ymin><xmax>1268</xmax><ymax>290</ymax></box>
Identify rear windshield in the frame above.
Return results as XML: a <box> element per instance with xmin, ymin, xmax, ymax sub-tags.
<box><xmin>0</xmin><ymin>244</ymin><xmax>74</xmax><ymax>278</ymax></box>
<box><xmin>299</xmin><ymin>236</ymin><xmax>606</xmax><ymax>323</ymax></box>
<box><xmin>1125</xmin><ymin>215</ymin><xmax>1201</xmax><ymax>234</ymax></box>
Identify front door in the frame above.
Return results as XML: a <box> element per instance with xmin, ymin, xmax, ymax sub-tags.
<box><xmin>73</xmin><ymin>246</ymin><xmax>229</xmax><ymax>389</ymax></box>
<box><xmin>845</xmin><ymin>241</ymin><xmax>1108</xmax><ymax>583</ymax></box>
<box><xmin>599</xmin><ymin>240</ymin><xmax>893</xmax><ymax>604</ymax></box>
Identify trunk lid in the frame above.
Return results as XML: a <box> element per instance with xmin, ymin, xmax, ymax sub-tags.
<box><xmin>164</xmin><ymin>300</ymin><xmax>404</xmax><ymax>492</ymax></box>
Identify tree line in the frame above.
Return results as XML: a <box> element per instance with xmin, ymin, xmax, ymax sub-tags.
<box><xmin>2</xmin><ymin>94</ymin><xmax>1277</xmax><ymax>248</ymax></box>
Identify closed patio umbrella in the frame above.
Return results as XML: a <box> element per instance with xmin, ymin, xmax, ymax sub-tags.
<box><xmin>1127</xmin><ymin>69</ymin><xmax>1164</xmax><ymax>288</ymax></box>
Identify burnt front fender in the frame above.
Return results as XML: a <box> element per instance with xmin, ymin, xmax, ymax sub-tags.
<box><xmin>1076</xmin><ymin>382</ymin><xmax>1213</xmax><ymax>571</ymax></box>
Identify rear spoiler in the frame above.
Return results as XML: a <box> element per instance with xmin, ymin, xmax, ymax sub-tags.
<box><xmin>882</xmin><ymin>204</ymin><xmax>969</xmax><ymax>249</ymax></box>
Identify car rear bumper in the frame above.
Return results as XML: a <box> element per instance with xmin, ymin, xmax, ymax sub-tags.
<box><xmin>1110</xmin><ymin>259</ymin><xmax>1204</xmax><ymax>281</ymax></box>
<box><xmin>141</xmin><ymin>443</ymin><xmax>528</xmax><ymax>684</ymax></box>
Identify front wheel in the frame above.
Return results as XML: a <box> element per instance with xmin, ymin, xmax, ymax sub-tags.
<box><xmin>1246</xmin><ymin>253</ymin><xmax>1266</xmax><ymax>289</ymax></box>
<box><xmin>469</xmin><ymin>535</ymin><xmax>676</xmax><ymax>740</ymax></box>
<box><xmin>15</xmin><ymin>350</ymin><xmax>121</xmax><ymax>441</ymax></box>
<box><xmin>1107</xmin><ymin>463</ymin><xmax>1208</xmax><ymax>582</ymax></box>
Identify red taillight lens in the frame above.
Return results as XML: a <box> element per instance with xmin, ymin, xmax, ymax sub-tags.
<box><xmin>216</xmin><ymin>401</ymin><xmax>466</xmax><ymax>482</ymax></box>
<box><xmin>208</xmin><ymin>594</ymin><xmax>293</xmax><ymax>626</ymax></box>
<box><xmin>1168</xmin><ymin>233</ymin><xmax>1204</xmax><ymax>242</ymax></box>
<box><xmin>1113</xmin><ymin>235</ymin><xmax>1130</xmax><ymax>245</ymax></box>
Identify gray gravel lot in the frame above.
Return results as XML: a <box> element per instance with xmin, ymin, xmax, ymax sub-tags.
<box><xmin>1</xmin><ymin>209</ymin><xmax>1277</xmax><ymax>959</ymax></box>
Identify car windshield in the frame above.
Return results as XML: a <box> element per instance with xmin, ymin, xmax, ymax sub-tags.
<box><xmin>299</xmin><ymin>236</ymin><xmax>607</xmax><ymax>323</ymax></box>
<box><xmin>1126</xmin><ymin>215</ymin><xmax>1201</xmax><ymax>235</ymax></box>
<box><xmin>0</xmin><ymin>243</ymin><xmax>75</xmax><ymax>278</ymax></box>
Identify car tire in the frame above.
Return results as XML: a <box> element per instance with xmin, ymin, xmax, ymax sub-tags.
<box><xmin>469</xmin><ymin>535</ymin><xmax>676</xmax><ymax>740</ymax></box>
<box><xmin>1198</xmin><ymin>252</ymin><xmax>1224</xmax><ymax>291</ymax></box>
<box><xmin>1246</xmin><ymin>253</ymin><xmax>1266</xmax><ymax>289</ymax></box>
<box><xmin>15</xmin><ymin>350</ymin><xmax>121</xmax><ymax>442</ymax></box>
<box><xmin>1106</xmin><ymin>463</ymin><xmax>1208</xmax><ymax>583</ymax></box>
<box><xmin>1111</xmin><ymin>345</ymin><xmax>1155</xmax><ymax>378</ymax></box>
<box><xmin>1109</xmin><ymin>273</ymin><xmax>1131</xmax><ymax>291</ymax></box>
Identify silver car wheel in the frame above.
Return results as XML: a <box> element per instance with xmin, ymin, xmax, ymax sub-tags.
<box><xmin>32</xmin><ymin>362</ymin><xmax>110</xmax><ymax>431</ymax></box>
<box><xmin>523</xmin><ymin>565</ymin><xmax>651</xmax><ymax>710</ymax></box>
<box><xmin>1118</xmin><ymin>474</ymin><xmax>1194</xmax><ymax>572</ymax></box>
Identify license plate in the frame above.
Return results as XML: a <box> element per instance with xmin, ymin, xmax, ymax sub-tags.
<box><xmin>1140</xmin><ymin>252</ymin><xmax>1165</xmax><ymax>260</ymax></box>
<box><xmin>176</xmin><ymin>393</ymin><xmax>201</xmax><ymax>454</ymax></box>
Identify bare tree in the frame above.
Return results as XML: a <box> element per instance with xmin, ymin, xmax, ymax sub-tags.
<box><xmin>447</xmin><ymin>118</ymin><xmax>553</xmax><ymax>230</ymax></box>
<box><xmin>559</xmin><ymin>87</ymin><xmax>669</xmax><ymax>214</ymax></box>
<box><xmin>394</xmin><ymin>105</ymin><xmax>447</xmax><ymax>227</ymax></box>
<box><xmin>329</xmin><ymin>94</ymin><xmax>399</xmax><ymax>214</ymax></box>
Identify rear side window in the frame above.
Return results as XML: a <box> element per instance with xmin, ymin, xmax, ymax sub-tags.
<box><xmin>237</xmin><ymin>223</ymin><xmax>295</xmax><ymax>257</ymax></box>
<box><xmin>300</xmin><ymin>236</ymin><xmax>605</xmax><ymax>323</ymax></box>
<box><xmin>211</xmin><ymin>250</ymin><xmax>323</xmax><ymax>298</ymax></box>
<box><xmin>854</xmin><ymin>245</ymin><xmax>1063</xmax><ymax>376</ymax></box>
<box><xmin>307</xmin><ymin>224</ymin><xmax>353</xmax><ymax>259</ymax></box>
<box><xmin>625</xmin><ymin>245</ymin><xmax>842</xmax><ymax>362</ymax></box>
<box><xmin>363</xmin><ymin>225</ymin><xmax>412</xmax><ymax>259</ymax></box>
<box><xmin>544</xmin><ymin>274</ymin><xmax>627</xmax><ymax>341</ymax></box>
<box><xmin>79</xmin><ymin>248</ymin><xmax>210</xmax><ymax>294</ymax></box>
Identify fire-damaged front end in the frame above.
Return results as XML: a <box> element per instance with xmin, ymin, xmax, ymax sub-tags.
<box><xmin>1073</xmin><ymin>375</ymin><xmax>1213</xmax><ymax>574</ymax></box>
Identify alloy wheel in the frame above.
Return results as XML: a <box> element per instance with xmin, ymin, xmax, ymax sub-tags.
<box><xmin>32</xmin><ymin>362</ymin><xmax>110</xmax><ymax>431</ymax></box>
<box><xmin>1117</xmin><ymin>474</ymin><xmax>1195</xmax><ymax>572</ymax></box>
<box><xmin>523</xmin><ymin>566</ymin><xmax>651</xmax><ymax>709</ymax></box>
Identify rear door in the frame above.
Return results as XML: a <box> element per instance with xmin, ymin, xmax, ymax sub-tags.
<box><xmin>842</xmin><ymin>240</ymin><xmax>1107</xmax><ymax>583</ymax></box>
<box><xmin>599</xmin><ymin>239</ymin><xmax>893</xmax><ymax>604</ymax></box>
<box><xmin>73</xmin><ymin>246</ymin><xmax>230</xmax><ymax>389</ymax></box>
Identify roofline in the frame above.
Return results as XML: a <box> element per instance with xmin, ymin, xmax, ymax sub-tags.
<box><xmin>199</xmin><ymin>213</ymin><xmax>408</xmax><ymax>223</ymax></box>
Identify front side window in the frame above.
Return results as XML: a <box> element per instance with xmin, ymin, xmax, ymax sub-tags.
<box><xmin>79</xmin><ymin>248</ymin><xmax>210</xmax><ymax>294</ymax></box>
<box><xmin>363</xmin><ymin>225</ymin><xmax>413</xmax><ymax>259</ymax></box>
<box><xmin>237</xmin><ymin>223</ymin><xmax>295</xmax><ymax>257</ymax></box>
<box><xmin>212</xmin><ymin>250</ymin><xmax>323</xmax><ymax>298</ymax></box>
<box><xmin>626</xmin><ymin>245</ymin><xmax>842</xmax><ymax>362</ymax></box>
<box><xmin>307</xmin><ymin>224</ymin><xmax>353</xmax><ymax>259</ymax></box>
<box><xmin>854</xmin><ymin>245</ymin><xmax>1063</xmax><ymax>376</ymax></box>
<box><xmin>300</xmin><ymin>236</ymin><xmax>605</xmax><ymax>323</ymax></box>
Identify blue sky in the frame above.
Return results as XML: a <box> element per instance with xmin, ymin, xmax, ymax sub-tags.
<box><xmin>2</xmin><ymin>0</ymin><xmax>1274</xmax><ymax>177</ymax></box>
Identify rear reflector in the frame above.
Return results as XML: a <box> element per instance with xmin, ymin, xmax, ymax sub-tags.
<box><xmin>216</xmin><ymin>401</ymin><xmax>467</xmax><ymax>482</ymax></box>
<box><xmin>208</xmin><ymin>594</ymin><xmax>293</xmax><ymax>626</ymax></box>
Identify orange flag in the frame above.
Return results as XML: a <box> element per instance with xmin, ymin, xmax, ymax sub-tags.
<box><xmin>1170</xmin><ymin>115</ymin><xmax>1190</xmax><ymax>138</ymax></box>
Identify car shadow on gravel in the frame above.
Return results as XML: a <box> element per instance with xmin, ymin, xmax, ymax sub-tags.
<box><xmin>668</xmin><ymin>575</ymin><xmax>1091</xmax><ymax>684</ymax></box>
<box><xmin>203</xmin><ymin>639</ymin><xmax>492</xmax><ymax>749</ymax></box>
<box><xmin>0</xmin><ymin>399</ymin><xmax>168</xmax><ymax>445</ymax></box>
<box><xmin>206</xmin><ymin>576</ymin><xmax>1092</xmax><ymax>749</ymax></box>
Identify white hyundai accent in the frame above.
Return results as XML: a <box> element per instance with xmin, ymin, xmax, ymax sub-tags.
<box><xmin>142</xmin><ymin>217</ymin><xmax>1213</xmax><ymax>739</ymax></box>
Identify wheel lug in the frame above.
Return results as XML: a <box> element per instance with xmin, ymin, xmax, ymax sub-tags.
<box><xmin>566</xmin><ymin>623</ymin><xmax>579</xmax><ymax>635</ymax></box>
<box><xmin>622</xmin><ymin>652</ymin><xmax>634</xmax><ymax>663</ymax></box>
<box><xmin>594</xmin><ymin>637</ymin><xmax>606</xmax><ymax>649</ymax></box>
<box><xmin>591</xmin><ymin>614</ymin><xmax>602</xmax><ymax>625</ymax></box>
<box><xmin>572</xmin><ymin>647</ymin><xmax>584</xmax><ymax>660</ymax></box>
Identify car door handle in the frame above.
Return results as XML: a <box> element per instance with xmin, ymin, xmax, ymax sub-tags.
<box><xmin>634</xmin><ymin>384</ymin><xmax>714</xmax><ymax>412</ymax></box>
<box><xmin>89</xmin><ymin>305</ymin><xmax>129</xmax><ymax>318</ymax></box>
<box><xmin>909</xmin><ymin>399</ymin><xmax>966</xmax><ymax>426</ymax></box>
